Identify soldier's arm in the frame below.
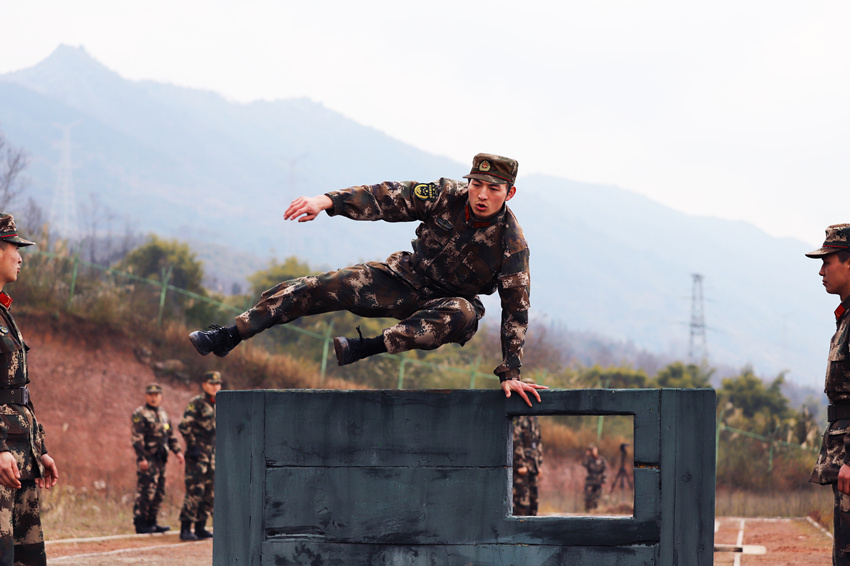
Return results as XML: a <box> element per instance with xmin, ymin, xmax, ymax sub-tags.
<box><xmin>130</xmin><ymin>412</ymin><xmax>147</xmax><ymax>461</ymax></box>
<box><xmin>324</xmin><ymin>180</ymin><xmax>447</xmax><ymax>223</ymax></box>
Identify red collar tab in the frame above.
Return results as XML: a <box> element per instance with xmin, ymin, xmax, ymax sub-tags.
<box><xmin>836</xmin><ymin>304</ymin><xmax>847</xmax><ymax>321</ymax></box>
<box><xmin>0</xmin><ymin>293</ymin><xmax>12</xmax><ymax>309</ymax></box>
<box><xmin>464</xmin><ymin>204</ymin><xmax>493</xmax><ymax>228</ymax></box>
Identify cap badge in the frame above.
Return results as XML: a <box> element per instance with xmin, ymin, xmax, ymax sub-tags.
<box><xmin>479</xmin><ymin>160</ymin><xmax>491</xmax><ymax>172</ymax></box>
<box><xmin>0</xmin><ymin>326</ymin><xmax>8</xmax><ymax>335</ymax></box>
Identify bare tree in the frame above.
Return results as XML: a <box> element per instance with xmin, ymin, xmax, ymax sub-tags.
<box><xmin>0</xmin><ymin>130</ymin><xmax>28</xmax><ymax>210</ymax></box>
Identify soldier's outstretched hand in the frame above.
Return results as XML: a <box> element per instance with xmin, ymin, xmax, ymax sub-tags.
<box><xmin>502</xmin><ymin>379</ymin><xmax>548</xmax><ymax>407</ymax></box>
<box><xmin>36</xmin><ymin>454</ymin><xmax>58</xmax><ymax>489</ymax></box>
<box><xmin>284</xmin><ymin>195</ymin><xmax>333</xmax><ymax>222</ymax></box>
<box><xmin>0</xmin><ymin>451</ymin><xmax>21</xmax><ymax>489</ymax></box>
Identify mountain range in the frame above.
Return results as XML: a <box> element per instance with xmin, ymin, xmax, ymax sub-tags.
<box><xmin>0</xmin><ymin>45</ymin><xmax>835</xmax><ymax>390</ymax></box>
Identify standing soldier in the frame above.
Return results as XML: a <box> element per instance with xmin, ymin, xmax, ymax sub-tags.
<box><xmin>0</xmin><ymin>213</ymin><xmax>59</xmax><ymax>566</ymax></box>
<box><xmin>806</xmin><ymin>224</ymin><xmax>850</xmax><ymax>564</ymax></box>
<box><xmin>581</xmin><ymin>444</ymin><xmax>607</xmax><ymax>512</ymax></box>
<box><xmin>512</xmin><ymin>413</ymin><xmax>543</xmax><ymax>516</ymax></box>
<box><xmin>131</xmin><ymin>384</ymin><xmax>184</xmax><ymax>534</ymax></box>
<box><xmin>178</xmin><ymin>371</ymin><xmax>220</xmax><ymax>541</ymax></box>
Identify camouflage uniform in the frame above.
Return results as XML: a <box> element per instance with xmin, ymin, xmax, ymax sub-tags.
<box><xmin>512</xmin><ymin>415</ymin><xmax>543</xmax><ymax>516</ymax></box>
<box><xmin>131</xmin><ymin>400</ymin><xmax>181</xmax><ymax>529</ymax></box>
<box><xmin>236</xmin><ymin>177</ymin><xmax>530</xmax><ymax>381</ymax></box>
<box><xmin>0</xmin><ymin>292</ymin><xmax>48</xmax><ymax>566</ymax></box>
<box><xmin>582</xmin><ymin>452</ymin><xmax>607</xmax><ymax>512</ymax></box>
<box><xmin>178</xmin><ymin>392</ymin><xmax>215</xmax><ymax>525</ymax></box>
<box><xmin>807</xmin><ymin>225</ymin><xmax>850</xmax><ymax>565</ymax></box>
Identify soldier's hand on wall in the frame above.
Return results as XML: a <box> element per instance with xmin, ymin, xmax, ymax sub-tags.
<box><xmin>0</xmin><ymin>451</ymin><xmax>21</xmax><ymax>489</ymax></box>
<box><xmin>501</xmin><ymin>379</ymin><xmax>548</xmax><ymax>407</ymax></box>
<box><xmin>36</xmin><ymin>454</ymin><xmax>58</xmax><ymax>489</ymax></box>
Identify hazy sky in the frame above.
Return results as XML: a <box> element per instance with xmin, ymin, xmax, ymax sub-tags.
<box><xmin>2</xmin><ymin>0</ymin><xmax>848</xmax><ymax>247</ymax></box>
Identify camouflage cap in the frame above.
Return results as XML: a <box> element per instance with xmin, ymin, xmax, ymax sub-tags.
<box><xmin>0</xmin><ymin>213</ymin><xmax>35</xmax><ymax>247</ymax></box>
<box><xmin>463</xmin><ymin>153</ymin><xmax>518</xmax><ymax>186</ymax></box>
<box><xmin>145</xmin><ymin>383</ymin><xmax>163</xmax><ymax>394</ymax></box>
<box><xmin>202</xmin><ymin>371</ymin><xmax>222</xmax><ymax>384</ymax></box>
<box><xmin>805</xmin><ymin>224</ymin><xmax>850</xmax><ymax>258</ymax></box>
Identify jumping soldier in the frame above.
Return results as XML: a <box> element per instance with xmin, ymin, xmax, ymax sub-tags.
<box><xmin>0</xmin><ymin>213</ymin><xmax>58</xmax><ymax>566</ymax></box>
<box><xmin>131</xmin><ymin>384</ymin><xmax>184</xmax><ymax>534</ymax></box>
<box><xmin>581</xmin><ymin>444</ymin><xmax>607</xmax><ymax>512</ymax></box>
<box><xmin>178</xmin><ymin>371</ymin><xmax>220</xmax><ymax>541</ymax></box>
<box><xmin>807</xmin><ymin>224</ymin><xmax>850</xmax><ymax>565</ymax></box>
<box><xmin>189</xmin><ymin>154</ymin><xmax>547</xmax><ymax>406</ymax></box>
<box><xmin>512</xmin><ymin>412</ymin><xmax>543</xmax><ymax>516</ymax></box>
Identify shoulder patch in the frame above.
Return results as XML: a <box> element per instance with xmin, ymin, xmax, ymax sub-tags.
<box><xmin>413</xmin><ymin>183</ymin><xmax>439</xmax><ymax>201</ymax></box>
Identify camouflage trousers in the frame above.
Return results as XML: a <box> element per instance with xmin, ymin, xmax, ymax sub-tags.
<box><xmin>179</xmin><ymin>458</ymin><xmax>214</xmax><ymax>523</ymax></box>
<box><xmin>834</xmin><ymin>484</ymin><xmax>850</xmax><ymax>565</ymax></box>
<box><xmin>512</xmin><ymin>471</ymin><xmax>539</xmax><ymax>516</ymax></box>
<box><xmin>584</xmin><ymin>481</ymin><xmax>603</xmax><ymax>512</ymax></box>
<box><xmin>133</xmin><ymin>460</ymin><xmax>167</xmax><ymax>523</ymax></box>
<box><xmin>0</xmin><ymin>480</ymin><xmax>45</xmax><ymax>566</ymax></box>
<box><xmin>236</xmin><ymin>262</ymin><xmax>483</xmax><ymax>354</ymax></box>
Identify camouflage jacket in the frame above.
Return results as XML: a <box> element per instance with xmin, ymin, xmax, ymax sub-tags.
<box><xmin>131</xmin><ymin>404</ymin><xmax>181</xmax><ymax>463</ymax></box>
<box><xmin>512</xmin><ymin>415</ymin><xmax>543</xmax><ymax>475</ymax></box>
<box><xmin>0</xmin><ymin>293</ymin><xmax>47</xmax><ymax>479</ymax></box>
<box><xmin>811</xmin><ymin>298</ymin><xmax>850</xmax><ymax>484</ymax></box>
<box><xmin>326</xmin><ymin>179</ymin><xmax>530</xmax><ymax>380</ymax></box>
<box><xmin>582</xmin><ymin>454</ymin><xmax>607</xmax><ymax>485</ymax></box>
<box><xmin>178</xmin><ymin>393</ymin><xmax>215</xmax><ymax>465</ymax></box>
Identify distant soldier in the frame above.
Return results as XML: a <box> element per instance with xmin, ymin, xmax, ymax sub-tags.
<box><xmin>131</xmin><ymin>384</ymin><xmax>184</xmax><ymax>534</ymax></box>
<box><xmin>178</xmin><ymin>371</ymin><xmax>221</xmax><ymax>541</ymax></box>
<box><xmin>806</xmin><ymin>224</ymin><xmax>850</xmax><ymax>565</ymax></box>
<box><xmin>512</xmin><ymin>413</ymin><xmax>543</xmax><ymax>516</ymax></box>
<box><xmin>581</xmin><ymin>444</ymin><xmax>607</xmax><ymax>512</ymax></box>
<box><xmin>0</xmin><ymin>213</ymin><xmax>59</xmax><ymax>566</ymax></box>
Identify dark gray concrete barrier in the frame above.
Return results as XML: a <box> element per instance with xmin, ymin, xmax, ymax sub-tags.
<box><xmin>214</xmin><ymin>388</ymin><xmax>715</xmax><ymax>565</ymax></box>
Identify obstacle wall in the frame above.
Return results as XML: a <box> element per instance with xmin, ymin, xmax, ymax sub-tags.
<box><xmin>214</xmin><ymin>388</ymin><xmax>715</xmax><ymax>565</ymax></box>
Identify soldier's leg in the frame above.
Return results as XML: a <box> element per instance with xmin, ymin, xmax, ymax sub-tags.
<box><xmin>383</xmin><ymin>296</ymin><xmax>482</xmax><ymax>354</ymax></box>
<box><xmin>236</xmin><ymin>264</ymin><xmax>411</xmax><ymax>340</ymax></box>
<box><xmin>147</xmin><ymin>462</ymin><xmax>167</xmax><ymax>525</ymax></box>
<box><xmin>0</xmin><ymin>484</ymin><xmax>15</xmax><ymax>566</ymax></box>
<box><xmin>528</xmin><ymin>473</ymin><xmax>539</xmax><ymax>516</ymax></box>
<box><xmin>179</xmin><ymin>460</ymin><xmax>202</xmax><ymax>523</ymax></box>
<box><xmin>197</xmin><ymin>465</ymin><xmax>214</xmax><ymax>523</ymax></box>
<box><xmin>133</xmin><ymin>467</ymin><xmax>156</xmax><ymax>531</ymax></box>
<box><xmin>834</xmin><ymin>484</ymin><xmax>850</xmax><ymax>565</ymax></box>
<box><xmin>12</xmin><ymin>481</ymin><xmax>45</xmax><ymax>566</ymax></box>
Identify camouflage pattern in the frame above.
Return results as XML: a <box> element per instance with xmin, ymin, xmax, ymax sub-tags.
<box><xmin>0</xmin><ymin>297</ymin><xmax>48</xmax><ymax>566</ymax></box>
<box><xmin>806</xmin><ymin>223</ymin><xmax>850</xmax><ymax>258</ymax></box>
<box><xmin>512</xmin><ymin>415</ymin><xmax>543</xmax><ymax>516</ymax></box>
<box><xmin>582</xmin><ymin>453</ymin><xmax>607</xmax><ymax>512</ymax></box>
<box><xmin>0</xmin><ymin>213</ymin><xmax>35</xmax><ymax>248</ymax></box>
<box><xmin>463</xmin><ymin>153</ymin><xmax>519</xmax><ymax>186</ymax></box>
<box><xmin>236</xmin><ymin>178</ymin><xmax>530</xmax><ymax>381</ymax></box>
<box><xmin>131</xmin><ymin>404</ymin><xmax>181</xmax><ymax>523</ymax></box>
<box><xmin>179</xmin><ymin>393</ymin><xmax>215</xmax><ymax>523</ymax></box>
<box><xmin>810</xmin><ymin>297</ymin><xmax>850</xmax><ymax>485</ymax></box>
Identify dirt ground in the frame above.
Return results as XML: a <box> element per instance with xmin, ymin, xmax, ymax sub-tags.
<box><xmin>41</xmin><ymin>516</ymin><xmax>833</xmax><ymax>565</ymax></box>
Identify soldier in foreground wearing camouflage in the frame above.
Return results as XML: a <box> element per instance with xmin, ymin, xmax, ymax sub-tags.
<box><xmin>807</xmin><ymin>224</ymin><xmax>850</xmax><ymax>565</ymax></box>
<box><xmin>189</xmin><ymin>154</ymin><xmax>546</xmax><ymax>406</ymax></box>
<box><xmin>131</xmin><ymin>384</ymin><xmax>184</xmax><ymax>534</ymax></box>
<box><xmin>0</xmin><ymin>213</ymin><xmax>58</xmax><ymax>566</ymax></box>
<box><xmin>178</xmin><ymin>371</ymin><xmax>220</xmax><ymax>541</ymax></box>
<box><xmin>582</xmin><ymin>444</ymin><xmax>607</xmax><ymax>512</ymax></box>
<box><xmin>512</xmin><ymin>414</ymin><xmax>543</xmax><ymax>516</ymax></box>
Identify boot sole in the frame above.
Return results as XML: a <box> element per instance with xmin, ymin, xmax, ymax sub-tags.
<box><xmin>333</xmin><ymin>337</ymin><xmax>348</xmax><ymax>366</ymax></box>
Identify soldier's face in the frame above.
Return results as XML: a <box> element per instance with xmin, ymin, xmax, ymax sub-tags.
<box><xmin>202</xmin><ymin>381</ymin><xmax>222</xmax><ymax>397</ymax></box>
<box><xmin>145</xmin><ymin>392</ymin><xmax>162</xmax><ymax>407</ymax></box>
<box><xmin>819</xmin><ymin>253</ymin><xmax>850</xmax><ymax>301</ymax></box>
<box><xmin>0</xmin><ymin>242</ymin><xmax>22</xmax><ymax>288</ymax></box>
<box><xmin>467</xmin><ymin>179</ymin><xmax>516</xmax><ymax>220</ymax></box>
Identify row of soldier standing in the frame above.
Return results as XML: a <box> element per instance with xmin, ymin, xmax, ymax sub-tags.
<box><xmin>131</xmin><ymin>371</ymin><xmax>220</xmax><ymax>541</ymax></box>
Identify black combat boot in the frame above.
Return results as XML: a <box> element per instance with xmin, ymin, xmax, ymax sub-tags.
<box><xmin>194</xmin><ymin>519</ymin><xmax>214</xmax><ymax>540</ymax></box>
<box><xmin>189</xmin><ymin>324</ymin><xmax>241</xmax><ymax>357</ymax></box>
<box><xmin>180</xmin><ymin>521</ymin><xmax>199</xmax><ymax>541</ymax></box>
<box><xmin>134</xmin><ymin>517</ymin><xmax>153</xmax><ymax>534</ymax></box>
<box><xmin>333</xmin><ymin>327</ymin><xmax>386</xmax><ymax>366</ymax></box>
<box><xmin>150</xmin><ymin>519</ymin><xmax>171</xmax><ymax>533</ymax></box>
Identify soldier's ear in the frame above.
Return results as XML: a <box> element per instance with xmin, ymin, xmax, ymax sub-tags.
<box><xmin>505</xmin><ymin>186</ymin><xmax>517</xmax><ymax>202</ymax></box>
